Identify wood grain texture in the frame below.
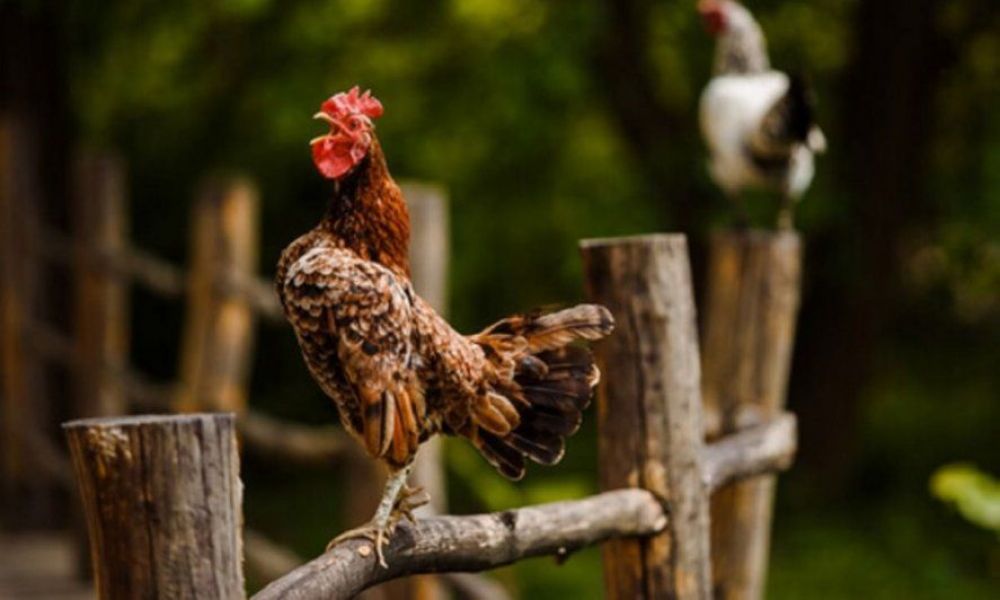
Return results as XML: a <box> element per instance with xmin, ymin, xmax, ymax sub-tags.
<box><xmin>176</xmin><ymin>178</ymin><xmax>259</xmax><ymax>414</ymax></box>
<box><xmin>580</xmin><ymin>234</ymin><xmax>712</xmax><ymax>600</ymax></box>
<box><xmin>73</xmin><ymin>152</ymin><xmax>129</xmax><ymax>420</ymax></box>
<box><xmin>701</xmin><ymin>230</ymin><xmax>801</xmax><ymax>600</ymax></box>
<box><xmin>63</xmin><ymin>413</ymin><xmax>244</xmax><ymax>599</ymax></box>
<box><xmin>253</xmin><ymin>489</ymin><xmax>667</xmax><ymax>600</ymax></box>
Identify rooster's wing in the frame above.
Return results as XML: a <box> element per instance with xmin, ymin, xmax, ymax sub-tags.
<box><xmin>283</xmin><ymin>245</ymin><xmax>424</xmax><ymax>465</ymax></box>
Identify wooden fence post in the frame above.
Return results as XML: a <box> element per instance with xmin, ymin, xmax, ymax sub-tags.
<box><xmin>73</xmin><ymin>152</ymin><xmax>130</xmax><ymax>419</ymax></box>
<box><xmin>581</xmin><ymin>234</ymin><xmax>712</xmax><ymax>600</ymax></box>
<box><xmin>0</xmin><ymin>116</ymin><xmax>54</xmax><ymax>527</ymax></box>
<box><xmin>175</xmin><ymin>177</ymin><xmax>259</xmax><ymax>415</ymax></box>
<box><xmin>0</xmin><ymin>118</ymin><xmax>27</xmax><ymax>520</ymax></box>
<box><xmin>354</xmin><ymin>182</ymin><xmax>450</xmax><ymax>600</ymax></box>
<box><xmin>64</xmin><ymin>413</ymin><xmax>244</xmax><ymax>599</ymax></box>
<box><xmin>701</xmin><ymin>230</ymin><xmax>801</xmax><ymax>600</ymax></box>
<box><xmin>403</xmin><ymin>183</ymin><xmax>448</xmax><ymax>599</ymax></box>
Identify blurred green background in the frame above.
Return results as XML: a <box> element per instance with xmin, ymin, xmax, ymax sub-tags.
<box><xmin>3</xmin><ymin>0</ymin><xmax>998</xmax><ymax>597</ymax></box>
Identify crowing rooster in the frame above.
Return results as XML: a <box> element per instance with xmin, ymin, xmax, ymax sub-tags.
<box><xmin>697</xmin><ymin>0</ymin><xmax>826</xmax><ymax>229</ymax></box>
<box><xmin>276</xmin><ymin>87</ymin><xmax>614</xmax><ymax>566</ymax></box>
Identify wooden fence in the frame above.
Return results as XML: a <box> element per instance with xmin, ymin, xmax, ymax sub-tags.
<box><xmin>59</xmin><ymin>230</ymin><xmax>800</xmax><ymax>599</ymax></box>
<box><xmin>2</xmin><ymin>128</ymin><xmax>803</xmax><ymax>598</ymax></box>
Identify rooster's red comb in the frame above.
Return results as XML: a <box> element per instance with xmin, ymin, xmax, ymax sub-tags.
<box><xmin>319</xmin><ymin>86</ymin><xmax>384</xmax><ymax>120</ymax></box>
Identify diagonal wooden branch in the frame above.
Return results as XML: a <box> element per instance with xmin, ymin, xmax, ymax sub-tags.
<box><xmin>253</xmin><ymin>415</ymin><xmax>796</xmax><ymax>600</ymax></box>
<box><xmin>252</xmin><ymin>489</ymin><xmax>667</xmax><ymax>600</ymax></box>
<box><xmin>244</xmin><ymin>529</ymin><xmax>512</xmax><ymax>600</ymax></box>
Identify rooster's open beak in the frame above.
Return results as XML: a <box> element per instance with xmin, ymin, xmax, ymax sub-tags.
<box><xmin>310</xmin><ymin>112</ymin><xmax>339</xmax><ymax>145</ymax></box>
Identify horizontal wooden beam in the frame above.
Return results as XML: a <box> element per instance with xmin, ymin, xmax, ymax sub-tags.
<box><xmin>23</xmin><ymin>319</ymin><xmax>350</xmax><ymax>468</ymax></box>
<box><xmin>35</xmin><ymin>226</ymin><xmax>283</xmax><ymax>321</ymax></box>
<box><xmin>239</xmin><ymin>411</ymin><xmax>350</xmax><ymax>467</ymax></box>
<box><xmin>700</xmin><ymin>413</ymin><xmax>797</xmax><ymax>493</ymax></box>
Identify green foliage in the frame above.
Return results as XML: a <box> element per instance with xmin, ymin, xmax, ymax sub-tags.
<box><xmin>931</xmin><ymin>464</ymin><xmax>1000</xmax><ymax>535</ymax></box>
<box><xmin>769</xmin><ymin>507</ymin><xmax>998</xmax><ymax>599</ymax></box>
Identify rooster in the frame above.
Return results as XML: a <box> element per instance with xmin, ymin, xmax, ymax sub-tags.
<box><xmin>697</xmin><ymin>0</ymin><xmax>826</xmax><ymax>229</ymax></box>
<box><xmin>276</xmin><ymin>87</ymin><xmax>614</xmax><ymax>566</ymax></box>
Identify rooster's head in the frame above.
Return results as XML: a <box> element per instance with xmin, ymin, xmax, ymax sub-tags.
<box><xmin>310</xmin><ymin>87</ymin><xmax>384</xmax><ymax>180</ymax></box>
<box><xmin>697</xmin><ymin>0</ymin><xmax>729</xmax><ymax>36</ymax></box>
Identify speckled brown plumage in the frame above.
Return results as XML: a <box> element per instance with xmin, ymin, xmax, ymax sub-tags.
<box><xmin>277</xmin><ymin>137</ymin><xmax>614</xmax><ymax>478</ymax></box>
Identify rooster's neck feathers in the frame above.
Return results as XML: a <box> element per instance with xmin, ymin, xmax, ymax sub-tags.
<box><xmin>322</xmin><ymin>137</ymin><xmax>411</xmax><ymax>276</ymax></box>
<box><xmin>713</xmin><ymin>2</ymin><xmax>769</xmax><ymax>75</ymax></box>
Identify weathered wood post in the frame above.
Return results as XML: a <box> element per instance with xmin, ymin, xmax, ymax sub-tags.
<box><xmin>73</xmin><ymin>152</ymin><xmax>130</xmax><ymax>419</ymax></box>
<box><xmin>176</xmin><ymin>177</ymin><xmax>259</xmax><ymax>415</ymax></box>
<box><xmin>701</xmin><ymin>230</ymin><xmax>801</xmax><ymax>600</ymax></box>
<box><xmin>581</xmin><ymin>234</ymin><xmax>712</xmax><ymax>599</ymax></box>
<box><xmin>64</xmin><ymin>413</ymin><xmax>244</xmax><ymax>599</ymax></box>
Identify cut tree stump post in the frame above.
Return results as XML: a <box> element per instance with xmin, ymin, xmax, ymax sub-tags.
<box><xmin>581</xmin><ymin>234</ymin><xmax>712</xmax><ymax>600</ymax></box>
<box><xmin>63</xmin><ymin>413</ymin><xmax>244</xmax><ymax>599</ymax></box>
<box><xmin>701</xmin><ymin>230</ymin><xmax>801</xmax><ymax>600</ymax></box>
<box><xmin>73</xmin><ymin>152</ymin><xmax>130</xmax><ymax>419</ymax></box>
<box><xmin>176</xmin><ymin>177</ymin><xmax>259</xmax><ymax>415</ymax></box>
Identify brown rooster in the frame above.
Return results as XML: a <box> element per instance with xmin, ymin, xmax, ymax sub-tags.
<box><xmin>276</xmin><ymin>87</ymin><xmax>614</xmax><ymax>566</ymax></box>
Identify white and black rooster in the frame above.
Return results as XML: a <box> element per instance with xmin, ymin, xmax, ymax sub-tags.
<box><xmin>698</xmin><ymin>0</ymin><xmax>826</xmax><ymax>229</ymax></box>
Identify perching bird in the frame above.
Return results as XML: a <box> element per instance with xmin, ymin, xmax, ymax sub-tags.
<box><xmin>697</xmin><ymin>0</ymin><xmax>826</xmax><ymax>229</ymax></box>
<box><xmin>276</xmin><ymin>87</ymin><xmax>614</xmax><ymax>566</ymax></box>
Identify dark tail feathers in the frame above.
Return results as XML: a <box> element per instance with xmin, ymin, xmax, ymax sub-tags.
<box><xmin>470</xmin><ymin>305</ymin><xmax>613</xmax><ymax>480</ymax></box>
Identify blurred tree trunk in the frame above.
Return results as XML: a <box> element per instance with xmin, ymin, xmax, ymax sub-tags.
<box><xmin>788</xmin><ymin>0</ymin><xmax>947</xmax><ymax>494</ymax></box>
<box><xmin>593</xmin><ymin>0</ymin><xmax>708</xmax><ymax>236</ymax></box>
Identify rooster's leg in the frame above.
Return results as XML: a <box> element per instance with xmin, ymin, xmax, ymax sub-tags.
<box><xmin>326</xmin><ymin>464</ymin><xmax>426</xmax><ymax>568</ymax></box>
